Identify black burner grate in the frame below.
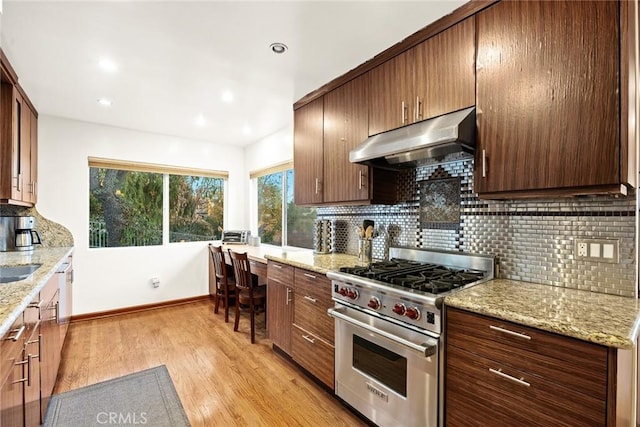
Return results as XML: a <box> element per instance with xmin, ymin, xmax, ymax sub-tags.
<box><xmin>339</xmin><ymin>258</ymin><xmax>486</xmax><ymax>294</ymax></box>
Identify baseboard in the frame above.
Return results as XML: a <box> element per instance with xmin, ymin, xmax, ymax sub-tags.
<box><xmin>70</xmin><ymin>295</ymin><xmax>211</xmax><ymax>322</ymax></box>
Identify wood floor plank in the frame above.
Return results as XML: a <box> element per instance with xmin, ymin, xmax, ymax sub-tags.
<box><xmin>54</xmin><ymin>299</ymin><xmax>367</xmax><ymax>427</ymax></box>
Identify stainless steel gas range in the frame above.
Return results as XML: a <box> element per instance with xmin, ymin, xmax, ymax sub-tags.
<box><xmin>327</xmin><ymin>247</ymin><xmax>495</xmax><ymax>427</ymax></box>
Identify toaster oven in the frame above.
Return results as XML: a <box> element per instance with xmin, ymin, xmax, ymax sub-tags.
<box><xmin>221</xmin><ymin>230</ymin><xmax>251</xmax><ymax>244</ymax></box>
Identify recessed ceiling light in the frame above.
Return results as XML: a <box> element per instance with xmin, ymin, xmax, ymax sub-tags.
<box><xmin>242</xmin><ymin>123</ymin><xmax>252</xmax><ymax>135</ymax></box>
<box><xmin>195</xmin><ymin>114</ymin><xmax>206</xmax><ymax>127</ymax></box>
<box><xmin>98</xmin><ymin>58</ymin><xmax>117</xmax><ymax>72</ymax></box>
<box><xmin>221</xmin><ymin>90</ymin><xmax>234</xmax><ymax>103</ymax></box>
<box><xmin>97</xmin><ymin>98</ymin><xmax>112</xmax><ymax>107</ymax></box>
<box><xmin>270</xmin><ymin>42</ymin><xmax>288</xmax><ymax>54</ymax></box>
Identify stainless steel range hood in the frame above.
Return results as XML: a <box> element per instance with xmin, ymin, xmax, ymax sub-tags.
<box><xmin>349</xmin><ymin>107</ymin><xmax>476</xmax><ymax>169</ymax></box>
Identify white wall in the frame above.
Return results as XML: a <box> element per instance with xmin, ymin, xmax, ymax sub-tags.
<box><xmin>244</xmin><ymin>123</ymin><xmax>293</xmax><ymax>173</ymax></box>
<box><xmin>243</xmin><ymin>124</ymin><xmax>294</xmax><ymax>235</ymax></box>
<box><xmin>37</xmin><ymin>116</ymin><xmax>246</xmax><ymax>315</ymax></box>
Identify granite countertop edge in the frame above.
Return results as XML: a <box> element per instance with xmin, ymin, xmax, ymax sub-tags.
<box><xmin>444</xmin><ymin>279</ymin><xmax>640</xmax><ymax>350</ymax></box>
<box><xmin>0</xmin><ymin>246</ymin><xmax>74</xmax><ymax>337</ymax></box>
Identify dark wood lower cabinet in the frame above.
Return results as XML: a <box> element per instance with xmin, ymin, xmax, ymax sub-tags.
<box><xmin>267</xmin><ymin>263</ymin><xmax>335</xmax><ymax>390</ymax></box>
<box><xmin>0</xmin><ymin>269</ymin><xmax>68</xmax><ymax>427</ymax></box>
<box><xmin>0</xmin><ymin>314</ymin><xmax>25</xmax><ymax>427</ymax></box>
<box><xmin>291</xmin><ymin>324</ymin><xmax>334</xmax><ymax>389</ymax></box>
<box><xmin>445</xmin><ymin>308</ymin><xmax>614</xmax><ymax>426</ymax></box>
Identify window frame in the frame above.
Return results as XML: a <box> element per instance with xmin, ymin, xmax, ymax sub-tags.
<box><xmin>250</xmin><ymin>162</ymin><xmax>315</xmax><ymax>249</ymax></box>
<box><xmin>88</xmin><ymin>157</ymin><xmax>228</xmax><ymax>248</ymax></box>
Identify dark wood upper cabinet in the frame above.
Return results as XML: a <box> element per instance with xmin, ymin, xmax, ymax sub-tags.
<box><xmin>295</xmin><ymin>75</ymin><xmax>397</xmax><ymax>206</ymax></box>
<box><xmin>475</xmin><ymin>0</ymin><xmax>631</xmax><ymax>197</ymax></box>
<box><xmin>416</xmin><ymin>17</ymin><xmax>475</xmax><ymax>121</ymax></box>
<box><xmin>368</xmin><ymin>51</ymin><xmax>413</xmax><ymax>135</ymax></box>
<box><xmin>293</xmin><ymin>97</ymin><xmax>324</xmax><ymax>205</ymax></box>
<box><xmin>368</xmin><ymin>17</ymin><xmax>475</xmax><ymax>136</ymax></box>
<box><xmin>323</xmin><ymin>76</ymin><xmax>370</xmax><ymax>203</ymax></box>
<box><xmin>1</xmin><ymin>51</ymin><xmax>38</xmax><ymax>207</ymax></box>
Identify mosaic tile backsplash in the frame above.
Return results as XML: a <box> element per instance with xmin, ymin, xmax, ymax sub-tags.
<box><xmin>318</xmin><ymin>155</ymin><xmax>637</xmax><ymax>297</ymax></box>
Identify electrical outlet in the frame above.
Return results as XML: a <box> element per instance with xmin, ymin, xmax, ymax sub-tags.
<box><xmin>577</xmin><ymin>242</ymin><xmax>588</xmax><ymax>257</ymax></box>
<box><xmin>575</xmin><ymin>239</ymin><xmax>619</xmax><ymax>263</ymax></box>
<box><xmin>151</xmin><ymin>277</ymin><xmax>160</xmax><ymax>288</ymax></box>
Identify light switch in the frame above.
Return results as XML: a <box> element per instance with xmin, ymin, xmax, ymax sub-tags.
<box><xmin>603</xmin><ymin>244</ymin><xmax>614</xmax><ymax>259</ymax></box>
<box><xmin>589</xmin><ymin>243</ymin><xmax>600</xmax><ymax>258</ymax></box>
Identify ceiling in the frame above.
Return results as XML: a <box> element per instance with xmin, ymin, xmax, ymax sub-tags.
<box><xmin>0</xmin><ymin>0</ymin><xmax>467</xmax><ymax>147</ymax></box>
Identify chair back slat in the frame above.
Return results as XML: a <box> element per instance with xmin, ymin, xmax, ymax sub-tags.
<box><xmin>229</xmin><ymin>250</ymin><xmax>252</xmax><ymax>291</ymax></box>
<box><xmin>209</xmin><ymin>245</ymin><xmax>228</xmax><ymax>283</ymax></box>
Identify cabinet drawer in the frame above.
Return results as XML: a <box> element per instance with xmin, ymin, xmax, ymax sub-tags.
<box><xmin>267</xmin><ymin>261</ymin><xmax>294</xmax><ymax>284</ymax></box>
<box><xmin>294</xmin><ymin>268</ymin><xmax>331</xmax><ymax>300</ymax></box>
<box><xmin>291</xmin><ymin>324</ymin><xmax>334</xmax><ymax>390</ymax></box>
<box><xmin>1</xmin><ymin>314</ymin><xmax>24</xmax><ymax>381</ymax></box>
<box><xmin>446</xmin><ymin>345</ymin><xmax>606</xmax><ymax>427</ymax></box>
<box><xmin>248</xmin><ymin>259</ymin><xmax>267</xmax><ymax>280</ymax></box>
<box><xmin>446</xmin><ymin>308</ymin><xmax>608</xmax><ymax>400</ymax></box>
<box><xmin>294</xmin><ymin>291</ymin><xmax>334</xmax><ymax>344</ymax></box>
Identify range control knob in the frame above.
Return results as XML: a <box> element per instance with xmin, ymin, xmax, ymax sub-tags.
<box><xmin>392</xmin><ymin>303</ymin><xmax>406</xmax><ymax>315</ymax></box>
<box><xmin>405</xmin><ymin>307</ymin><xmax>421</xmax><ymax>320</ymax></box>
<box><xmin>338</xmin><ymin>288</ymin><xmax>348</xmax><ymax>297</ymax></box>
<box><xmin>367</xmin><ymin>297</ymin><xmax>381</xmax><ymax>310</ymax></box>
<box><xmin>346</xmin><ymin>288</ymin><xmax>359</xmax><ymax>300</ymax></box>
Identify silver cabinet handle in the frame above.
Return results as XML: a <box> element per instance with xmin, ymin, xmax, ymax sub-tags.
<box><xmin>328</xmin><ymin>306</ymin><xmax>437</xmax><ymax>357</ymax></box>
<box><xmin>28</xmin><ymin>299</ymin><xmax>43</xmax><ymax>309</ymax></box>
<box><xmin>315</xmin><ymin>177</ymin><xmax>319</xmax><ymax>195</ymax></box>
<box><xmin>286</xmin><ymin>287</ymin><xmax>292</xmax><ymax>305</ymax></box>
<box><xmin>303</xmin><ymin>273</ymin><xmax>316</xmax><ymax>280</ymax></box>
<box><xmin>401</xmin><ymin>101</ymin><xmax>407</xmax><ymax>124</ymax></box>
<box><xmin>489</xmin><ymin>368</ymin><xmax>530</xmax><ymax>387</ymax></box>
<box><xmin>302</xmin><ymin>335</ymin><xmax>316</xmax><ymax>344</ymax></box>
<box><xmin>7</xmin><ymin>325</ymin><xmax>26</xmax><ymax>342</ymax></box>
<box><xmin>272</xmin><ymin>264</ymin><xmax>282</xmax><ymax>269</ymax></box>
<box><xmin>490</xmin><ymin>325</ymin><xmax>531</xmax><ymax>340</ymax></box>
<box><xmin>358</xmin><ymin>170</ymin><xmax>363</xmax><ymax>190</ymax></box>
<box><xmin>303</xmin><ymin>295</ymin><xmax>318</xmax><ymax>303</ymax></box>
<box><xmin>415</xmin><ymin>96</ymin><xmax>422</xmax><ymax>121</ymax></box>
<box><xmin>482</xmin><ymin>149</ymin><xmax>487</xmax><ymax>178</ymax></box>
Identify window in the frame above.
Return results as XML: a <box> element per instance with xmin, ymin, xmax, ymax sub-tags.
<box><xmin>89</xmin><ymin>158</ymin><xmax>226</xmax><ymax>248</ymax></box>
<box><xmin>169</xmin><ymin>175</ymin><xmax>224</xmax><ymax>243</ymax></box>
<box><xmin>253</xmin><ymin>164</ymin><xmax>315</xmax><ymax>249</ymax></box>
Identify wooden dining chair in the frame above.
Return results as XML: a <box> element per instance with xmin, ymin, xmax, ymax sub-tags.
<box><xmin>228</xmin><ymin>250</ymin><xmax>266</xmax><ymax>344</ymax></box>
<box><xmin>209</xmin><ymin>244</ymin><xmax>236</xmax><ymax>323</ymax></box>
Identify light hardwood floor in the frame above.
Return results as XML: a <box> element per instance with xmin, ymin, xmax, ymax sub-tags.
<box><xmin>54</xmin><ymin>299</ymin><xmax>368</xmax><ymax>426</ymax></box>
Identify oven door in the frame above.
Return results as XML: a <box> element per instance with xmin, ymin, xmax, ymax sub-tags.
<box><xmin>328</xmin><ymin>304</ymin><xmax>439</xmax><ymax>427</ymax></box>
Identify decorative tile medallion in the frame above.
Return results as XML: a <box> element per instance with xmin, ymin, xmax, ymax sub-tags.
<box><xmin>419</xmin><ymin>177</ymin><xmax>461</xmax><ymax>229</ymax></box>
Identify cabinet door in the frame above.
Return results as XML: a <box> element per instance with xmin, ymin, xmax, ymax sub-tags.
<box><xmin>368</xmin><ymin>52</ymin><xmax>413</xmax><ymax>135</ymax></box>
<box><xmin>415</xmin><ymin>17</ymin><xmax>475</xmax><ymax>121</ymax></box>
<box><xmin>266</xmin><ymin>281</ymin><xmax>293</xmax><ymax>354</ymax></box>
<box><xmin>40</xmin><ymin>290</ymin><xmax>61</xmax><ymax>422</ymax></box>
<box><xmin>475</xmin><ymin>1</ymin><xmax>619</xmax><ymax>194</ymax></box>
<box><xmin>293</xmin><ymin>97</ymin><xmax>324</xmax><ymax>205</ymax></box>
<box><xmin>0</xmin><ymin>362</ymin><xmax>24</xmax><ymax>427</ymax></box>
<box><xmin>27</xmin><ymin>109</ymin><xmax>37</xmax><ymax>204</ymax></box>
<box><xmin>10</xmin><ymin>88</ymin><xmax>24</xmax><ymax>202</ymax></box>
<box><xmin>23</xmin><ymin>329</ymin><xmax>40</xmax><ymax>427</ymax></box>
<box><xmin>323</xmin><ymin>76</ymin><xmax>370</xmax><ymax>203</ymax></box>
<box><xmin>0</xmin><ymin>315</ymin><xmax>25</xmax><ymax>427</ymax></box>
<box><xmin>266</xmin><ymin>262</ymin><xmax>294</xmax><ymax>354</ymax></box>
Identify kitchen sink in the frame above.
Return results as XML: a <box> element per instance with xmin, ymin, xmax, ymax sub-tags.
<box><xmin>0</xmin><ymin>264</ymin><xmax>42</xmax><ymax>283</ymax></box>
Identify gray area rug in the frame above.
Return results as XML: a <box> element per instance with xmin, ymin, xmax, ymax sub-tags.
<box><xmin>44</xmin><ymin>365</ymin><xmax>190</xmax><ymax>427</ymax></box>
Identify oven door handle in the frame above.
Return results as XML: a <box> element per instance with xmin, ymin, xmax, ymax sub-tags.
<box><xmin>328</xmin><ymin>307</ymin><xmax>437</xmax><ymax>357</ymax></box>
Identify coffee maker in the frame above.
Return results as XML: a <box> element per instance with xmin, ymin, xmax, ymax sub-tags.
<box><xmin>0</xmin><ymin>216</ymin><xmax>42</xmax><ymax>252</ymax></box>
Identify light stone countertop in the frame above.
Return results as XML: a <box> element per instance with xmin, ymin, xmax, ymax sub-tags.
<box><xmin>0</xmin><ymin>246</ymin><xmax>74</xmax><ymax>337</ymax></box>
<box><xmin>211</xmin><ymin>241</ymin><xmax>366</xmax><ymax>274</ymax></box>
<box><xmin>445</xmin><ymin>279</ymin><xmax>640</xmax><ymax>349</ymax></box>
